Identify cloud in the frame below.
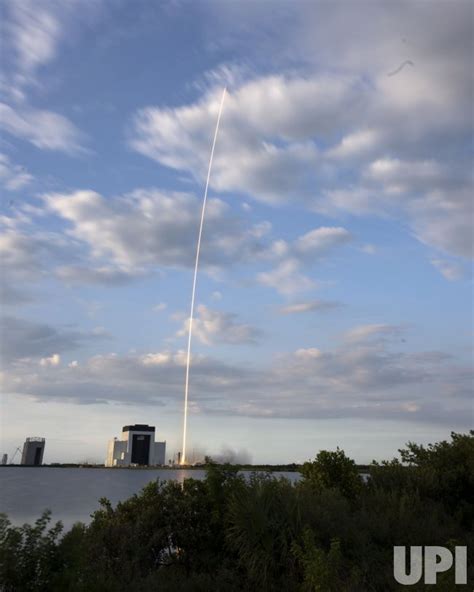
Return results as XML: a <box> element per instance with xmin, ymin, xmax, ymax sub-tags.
<box><xmin>0</xmin><ymin>222</ymin><xmax>133</xmax><ymax>306</ymax></box>
<box><xmin>360</xmin><ymin>244</ymin><xmax>376</xmax><ymax>255</ymax></box>
<box><xmin>152</xmin><ymin>302</ymin><xmax>167</xmax><ymax>313</ymax></box>
<box><xmin>257</xmin><ymin>226</ymin><xmax>352</xmax><ymax>295</ymax></box>
<box><xmin>178</xmin><ymin>305</ymin><xmax>261</xmax><ymax>345</ymax></box>
<box><xmin>410</xmin><ymin>188</ymin><xmax>473</xmax><ymax>259</ymax></box>
<box><xmin>343</xmin><ymin>324</ymin><xmax>404</xmax><ymax>344</ymax></box>
<box><xmin>365</xmin><ymin>158</ymin><xmax>445</xmax><ymax>190</ymax></box>
<box><xmin>6</xmin><ymin>0</ymin><xmax>61</xmax><ymax>76</ymax></box>
<box><xmin>328</xmin><ymin>129</ymin><xmax>381</xmax><ymax>159</ymax></box>
<box><xmin>44</xmin><ymin>188</ymin><xmax>268</xmax><ymax>274</ymax></box>
<box><xmin>293</xmin><ymin>226</ymin><xmax>352</xmax><ymax>259</ymax></box>
<box><xmin>2</xmin><ymin>0</ymin><xmax>103</xmax><ymax>90</ymax></box>
<box><xmin>0</xmin><ymin>229</ymin><xmax>72</xmax><ymax>282</ymax></box>
<box><xmin>279</xmin><ymin>299</ymin><xmax>341</xmax><ymax>315</ymax></box>
<box><xmin>0</xmin><ymin>1</ymin><xmax>95</xmax><ymax>154</ymax></box>
<box><xmin>257</xmin><ymin>259</ymin><xmax>314</xmax><ymax>295</ymax></box>
<box><xmin>129</xmin><ymin>74</ymin><xmax>360</xmax><ymax>205</ymax></box>
<box><xmin>430</xmin><ymin>259</ymin><xmax>465</xmax><ymax>281</ymax></box>
<box><xmin>40</xmin><ymin>353</ymin><xmax>60</xmax><ymax>367</ymax></box>
<box><xmin>0</xmin><ymin>152</ymin><xmax>33</xmax><ymax>190</ymax></box>
<box><xmin>55</xmin><ymin>265</ymin><xmax>145</xmax><ymax>286</ymax></box>
<box><xmin>0</xmin><ymin>283</ymin><xmax>34</xmax><ymax>306</ymax></box>
<box><xmin>0</xmin><ymin>103</ymin><xmax>85</xmax><ymax>154</ymax></box>
<box><xmin>0</xmin><ymin>227</ymin><xmax>81</xmax><ymax>307</ymax></box>
<box><xmin>2</xmin><ymin>326</ymin><xmax>471</xmax><ymax>427</ymax></box>
<box><xmin>2</xmin><ymin>190</ymin><xmax>352</xmax><ymax>300</ymax></box>
<box><xmin>0</xmin><ymin>316</ymin><xmax>106</xmax><ymax>363</ymax></box>
<box><xmin>1</xmin><ymin>348</ymin><xmax>245</xmax><ymax>406</ymax></box>
<box><xmin>128</xmin><ymin>1</ymin><xmax>472</xmax><ymax>262</ymax></box>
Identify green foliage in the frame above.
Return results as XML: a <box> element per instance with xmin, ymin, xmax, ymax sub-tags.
<box><xmin>0</xmin><ymin>511</ymin><xmax>63</xmax><ymax>592</ymax></box>
<box><xmin>226</xmin><ymin>473</ymin><xmax>299</xmax><ymax>589</ymax></box>
<box><xmin>300</xmin><ymin>448</ymin><xmax>363</xmax><ymax>499</ymax></box>
<box><xmin>398</xmin><ymin>430</ymin><xmax>474</xmax><ymax>526</ymax></box>
<box><xmin>1</xmin><ymin>431</ymin><xmax>473</xmax><ymax>591</ymax></box>
<box><xmin>292</xmin><ymin>530</ymin><xmax>362</xmax><ymax>592</ymax></box>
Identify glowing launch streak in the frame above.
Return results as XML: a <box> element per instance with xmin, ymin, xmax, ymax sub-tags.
<box><xmin>181</xmin><ymin>87</ymin><xmax>227</xmax><ymax>465</ymax></box>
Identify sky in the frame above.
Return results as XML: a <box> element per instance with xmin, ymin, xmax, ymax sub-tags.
<box><xmin>0</xmin><ymin>0</ymin><xmax>472</xmax><ymax>464</ymax></box>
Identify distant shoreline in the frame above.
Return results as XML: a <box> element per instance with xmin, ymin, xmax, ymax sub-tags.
<box><xmin>0</xmin><ymin>463</ymin><xmax>372</xmax><ymax>472</ymax></box>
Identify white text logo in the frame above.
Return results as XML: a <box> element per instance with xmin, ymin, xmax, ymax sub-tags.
<box><xmin>393</xmin><ymin>546</ymin><xmax>467</xmax><ymax>585</ymax></box>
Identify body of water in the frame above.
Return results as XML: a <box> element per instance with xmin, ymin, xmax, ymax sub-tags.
<box><xmin>0</xmin><ymin>467</ymin><xmax>300</xmax><ymax>530</ymax></box>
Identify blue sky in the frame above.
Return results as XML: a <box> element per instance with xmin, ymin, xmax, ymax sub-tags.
<box><xmin>0</xmin><ymin>0</ymin><xmax>472</xmax><ymax>464</ymax></box>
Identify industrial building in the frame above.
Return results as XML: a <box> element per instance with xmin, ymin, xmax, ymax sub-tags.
<box><xmin>21</xmin><ymin>437</ymin><xmax>45</xmax><ymax>465</ymax></box>
<box><xmin>106</xmin><ymin>424</ymin><xmax>166</xmax><ymax>467</ymax></box>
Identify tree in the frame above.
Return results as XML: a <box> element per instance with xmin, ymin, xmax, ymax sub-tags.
<box><xmin>0</xmin><ymin>511</ymin><xmax>63</xmax><ymax>592</ymax></box>
<box><xmin>1</xmin><ymin>433</ymin><xmax>472</xmax><ymax>590</ymax></box>
<box><xmin>293</xmin><ymin>530</ymin><xmax>349</xmax><ymax>592</ymax></box>
<box><xmin>226</xmin><ymin>473</ymin><xmax>299</xmax><ymax>590</ymax></box>
<box><xmin>300</xmin><ymin>448</ymin><xmax>363</xmax><ymax>499</ymax></box>
<box><xmin>399</xmin><ymin>431</ymin><xmax>473</xmax><ymax>525</ymax></box>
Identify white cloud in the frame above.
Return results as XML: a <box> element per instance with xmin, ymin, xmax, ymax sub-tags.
<box><xmin>430</xmin><ymin>259</ymin><xmax>464</xmax><ymax>281</ymax></box>
<box><xmin>1</xmin><ymin>348</ymin><xmax>242</xmax><ymax>406</ymax></box>
<box><xmin>319</xmin><ymin>187</ymin><xmax>382</xmax><ymax>216</ymax></box>
<box><xmin>0</xmin><ymin>1</ymin><xmax>96</xmax><ymax>155</ymax></box>
<box><xmin>0</xmin><ymin>153</ymin><xmax>33</xmax><ymax>190</ymax></box>
<box><xmin>258</xmin><ymin>226</ymin><xmax>352</xmax><ymax>295</ymax></box>
<box><xmin>360</xmin><ymin>244</ymin><xmax>376</xmax><ymax>255</ymax></box>
<box><xmin>130</xmin><ymin>75</ymin><xmax>359</xmax><ymax>205</ymax></box>
<box><xmin>411</xmin><ymin>188</ymin><xmax>473</xmax><ymax>259</ymax></box>
<box><xmin>2</xmin><ymin>0</ymin><xmax>102</xmax><ymax>90</ymax></box>
<box><xmin>152</xmin><ymin>302</ymin><xmax>167</xmax><ymax>312</ymax></box>
<box><xmin>40</xmin><ymin>353</ymin><xmax>60</xmax><ymax>367</ymax></box>
<box><xmin>2</xmin><ymin>190</ymin><xmax>353</xmax><ymax>301</ymax></box>
<box><xmin>0</xmin><ymin>229</ymin><xmax>71</xmax><ymax>282</ymax></box>
<box><xmin>0</xmin><ymin>103</ymin><xmax>85</xmax><ymax>154</ymax></box>
<box><xmin>294</xmin><ymin>347</ymin><xmax>323</xmax><ymax>360</ymax></box>
<box><xmin>128</xmin><ymin>3</ymin><xmax>473</xmax><ymax>262</ymax></box>
<box><xmin>2</xmin><ymin>327</ymin><xmax>471</xmax><ymax>427</ymax></box>
<box><xmin>365</xmin><ymin>158</ymin><xmax>446</xmax><ymax>192</ymax></box>
<box><xmin>294</xmin><ymin>226</ymin><xmax>352</xmax><ymax>258</ymax></box>
<box><xmin>279</xmin><ymin>300</ymin><xmax>341</xmax><ymax>315</ymax></box>
<box><xmin>257</xmin><ymin>259</ymin><xmax>314</xmax><ymax>295</ymax></box>
<box><xmin>7</xmin><ymin>0</ymin><xmax>61</xmax><ymax>75</ymax></box>
<box><xmin>177</xmin><ymin>305</ymin><xmax>261</xmax><ymax>345</ymax></box>
<box><xmin>328</xmin><ymin>129</ymin><xmax>381</xmax><ymax>159</ymax></box>
<box><xmin>44</xmin><ymin>188</ymin><xmax>268</xmax><ymax>274</ymax></box>
<box><xmin>344</xmin><ymin>324</ymin><xmax>403</xmax><ymax>344</ymax></box>
<box><xmin>141</xmin><ymin>351</ymin><xmax>179</xmax><ymax>366</ymax></box>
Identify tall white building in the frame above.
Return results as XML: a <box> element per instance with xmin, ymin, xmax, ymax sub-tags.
<box><xmin>106</xmin><ymin>424</ymin><xmax>166</xmax><ymax>467</ymax></box>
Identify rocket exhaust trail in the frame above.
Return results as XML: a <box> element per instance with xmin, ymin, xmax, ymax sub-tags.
<box><xmin>181</xmin><ymin>87</ymin><xmax>227</xmax><ymax>465</ymax></box>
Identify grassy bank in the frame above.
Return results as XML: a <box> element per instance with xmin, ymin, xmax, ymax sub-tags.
<box><xmin>1</xmin><ymin>431</ymin><xmax>472</xmax><ymax>591</ymax></box>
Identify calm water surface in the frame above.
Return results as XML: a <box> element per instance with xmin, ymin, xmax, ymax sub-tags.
<box><xmin>0</xmin><ymin>467</ymin><xmax>300</xmax><ymax>530</ymax></box>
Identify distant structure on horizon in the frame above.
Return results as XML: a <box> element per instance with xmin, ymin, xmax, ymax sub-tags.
<box><xmin>1</xmin><ymin>454</ymin><xmax>7</xmax><ymax>465</ymax></box>
<box><xmin>106</xmin><ymin>425</ymin><xmax>166</xmax><ymax>467</ymax></box>
<box><xmin>21</xmin><ymin>437</ymin><xmax>45</xmax><ymax>465</ymax></box>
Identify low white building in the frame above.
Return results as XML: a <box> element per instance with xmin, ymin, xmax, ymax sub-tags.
<box><xmin>106</xmin><ymin>424</ymin><xmax>166</xmax><ymax>467</ymax></box>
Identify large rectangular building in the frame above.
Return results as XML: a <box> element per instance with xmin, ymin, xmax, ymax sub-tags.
<box><xmin>21</xmin><ymin>437</ymin><xmax>45</xmax><ymax>465</ymax></box>
<box><xmin>106</xmin><ymin>424</ymin><xmax>166</xmax><ymax>467</ymax></box>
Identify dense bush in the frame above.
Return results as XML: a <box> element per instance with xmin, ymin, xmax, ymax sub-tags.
<box><xmin>1</xmin><ymin>432</ymin><xmax>472</xmax><ymax>591</ymax></box>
